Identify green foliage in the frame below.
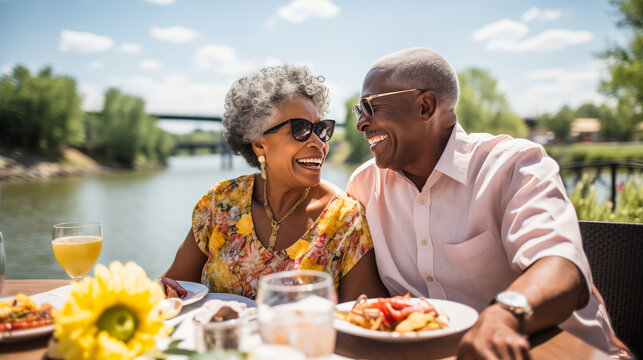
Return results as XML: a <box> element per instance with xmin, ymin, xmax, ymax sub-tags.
<box><xmin>456</xmin><ymin>68</ymin><xmax>527</xmax><ymax>138</ymax></box>
<box><xmin>0</xmin><ymin>65</ymin><xmax>84</xmax><ymax>151</ymax></box>
<box><xmin>545</xmin><ymin>142</ymin><xmax>643</xmax><ymax>165</ymax></box>
<box><xmin>538</xmin><ymin>105</ymin><xmax>574</xmax><ymax>141</ymax></box>
<box><xmin>570</xmin><ymin>175</ymin><xmax>642</xmax><ymax>223</ymax></box>
<box><xmin>344</xmin><ymin>93</ymin><xmax>372</xmax><ymax>163</ymax></box>
<box><xmin>536</xmin><ymin>102</ymin><xmax>628</xmax><ymax>141</ymax></box>
<box><xmin>90</xmin><ymin>88</ymin><xmax>174</xmax><ymax>166</ymax></box>
<box><xmin>599</xmin><ymin>0</ymin><xmax>643</xmax><ymax>140</ymax></box>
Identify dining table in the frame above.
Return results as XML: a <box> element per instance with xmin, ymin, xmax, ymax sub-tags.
<box><xmin>1</xmin><ymin>279</ymin><xmax>612</xmax><ymax>360</ymax></box>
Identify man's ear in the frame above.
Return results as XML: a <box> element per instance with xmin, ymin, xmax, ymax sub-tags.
<box><xmin>419</xmin><ymin>91</ymin><xmax>437</xmax><ymax>121</ymax></box>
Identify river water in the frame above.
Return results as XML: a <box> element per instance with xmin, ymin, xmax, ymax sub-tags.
<box><xmin>1</xmin><ymin>154</ymin><xmax>636</xmax><ymax>279</ymax></box>
<box><xmin>0</xmin><ymin>155</ymin><xmax>356</xmax><ymax>279</ymax></box>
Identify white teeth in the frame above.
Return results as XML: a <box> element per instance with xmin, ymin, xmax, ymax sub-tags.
<box><xmin>297</xmin><ymin>158</ymin><xmax>322</xmax><ymax>165</ymax></box>
<box><xmin>368</xmin><ymin>134</ymin><xmax>388</xmax><ymax>146</ymax></box>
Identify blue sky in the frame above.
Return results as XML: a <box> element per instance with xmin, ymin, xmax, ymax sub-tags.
<box><xmin>0</xmin><ymin>0</ymin><xmax>627</xmax><ymax>133</ymax></box>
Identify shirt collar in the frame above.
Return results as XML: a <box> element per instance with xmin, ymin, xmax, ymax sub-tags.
<box><xmin>393</xmin><ymin>122</ymin><xmax>471</xmax><ymax>188</ymax></box>
<box><xmin>434</xmin><ymin>122</ymin><xmax>471</xmax><ymax>185</ymax></box>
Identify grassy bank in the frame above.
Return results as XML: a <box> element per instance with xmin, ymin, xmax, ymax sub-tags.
<box><xmin>544</xmin><ymin>142</ymin><xmax>643</xmax><ymax>165</ymax></box>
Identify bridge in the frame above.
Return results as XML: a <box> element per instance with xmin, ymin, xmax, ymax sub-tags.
<box><xmin>152</xmin><ymin>114</ymin><xmax>232</xmax><ymax>167</ymax></box>
<box><xmin>153</xmin><ymin>113</ymin><xmax>345</xmax><ymax>168</ymax></box>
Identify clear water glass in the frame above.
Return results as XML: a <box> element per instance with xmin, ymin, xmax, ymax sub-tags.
<box><xmin>256</xmin><ymin>270</ymin><xmax>337</xmax><ymax>359</ymax></box>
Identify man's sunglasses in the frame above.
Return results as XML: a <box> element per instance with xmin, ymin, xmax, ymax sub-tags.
<box><xmin>263</xmin><ymin>118</ymin><xmax>336</xmax><ymax>142</ymax></box>
<box><xmin>352</xmin><ymin>89</ymin><xmax>424</xmax><ymax>119</ymax></box>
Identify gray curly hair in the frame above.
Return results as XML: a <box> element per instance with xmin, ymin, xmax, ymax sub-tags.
<box><xmin>222</xmin><ymin>64</ymin><xmax>330</xmax><ymax>168</ymax></box>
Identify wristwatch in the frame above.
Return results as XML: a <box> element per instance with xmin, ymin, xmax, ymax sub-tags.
<box><xmin>493</xmin><ymin>291</ymin><xmax>533</xmax><ymax>331</ymax></box>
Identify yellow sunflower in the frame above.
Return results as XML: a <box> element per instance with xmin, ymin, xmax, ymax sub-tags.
<box><xmin>54</xmin><ymin>261</ymin><xmax>169</xmax><ymax>360</ymax></box>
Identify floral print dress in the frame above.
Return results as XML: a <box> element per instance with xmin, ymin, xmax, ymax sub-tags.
<box><xmin>192</xmin><ymin>174</ymin><xmax>374</xmax><ymax>299</ymax></box>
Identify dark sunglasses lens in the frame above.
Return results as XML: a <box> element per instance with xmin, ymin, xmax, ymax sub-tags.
<box><xmin>360</xmin><ymin>98</ymin><xmax>374</xmax><ymax>118</ymax></box>
<box><xmin>315</xmin><ymin>120</ymin><xmax>335</xmax><ymax>142</ymax></box>
<box><xmin>291</xmin><ymin>119</ymin><xmax>313</xmax><ymax>141</ymax></box>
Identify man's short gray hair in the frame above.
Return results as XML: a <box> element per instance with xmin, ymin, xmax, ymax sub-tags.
<box><xmin>223</xmin><ymin>64</ymin><xmax>330</xmax><ymax>168</ymax></box>
<box><xmin>370</xmin><ymin>47</ymin><xmax>459</xmax><ymax>105</ymax></box>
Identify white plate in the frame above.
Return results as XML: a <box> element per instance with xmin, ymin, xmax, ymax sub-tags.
<box><xmin>334</xmin><ymin>298</ymin><xmax>478</xmax><ymax>342</ymax></box>
<box><xmin>0</xmin><ymin>293</ymin><xmax>66</xmax><ymax>343</ymax></box>
<box><xmin>203</xmin><ymin>292</ymin><xmax>256</xmax><ymax>308</ymax></box>
<box><xmin>176</xmin><ymin>281</ymin><xmax>208</xmax><ymax>305</ymax></box>
<box><xmin>47</xmin><ymin>281</ymin><xmax>208</xmax><ymax>306</ymax></box>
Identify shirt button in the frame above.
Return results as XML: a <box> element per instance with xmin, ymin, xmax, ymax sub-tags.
<box><xmin>418</xmin><ymin>198</ymin><xmax>426</xmax><ymax>205</ymax></box>
<box><xmin>426</xmin><ymin>276</ymin><xmax>434</xmax><ymax>282</ymax></box>
<box><xmin>420</xmin><ymin>239</ymin><xmax>428</xmax><ymax>246</ymax></box>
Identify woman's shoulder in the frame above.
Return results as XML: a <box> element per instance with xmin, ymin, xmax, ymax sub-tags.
<box><xmin>195</xmin><ymin>174</ymin><xmax>255</xmax><ymax>209</ymax></box>
<box><xmin>318</xmin><ymin>180</ymin><xmax>365</xmax><ymax>218</ymax></box>
<box><xmin>205</xmin><ymin>174</ymin><xmax>255</xmax><ymax>196</ymax></box>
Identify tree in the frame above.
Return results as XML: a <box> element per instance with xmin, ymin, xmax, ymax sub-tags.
<box><xmin>538</xmin><ymin>105</ymin><xmax>574</xmax><ymax>142</ymax></box>
<box><xmin>599</xmin><ymin>0</ymin><xmax>643</xmax><ymax>140</ymax></box>
<box><xmin>94</xmin><ymin>88</ymin><xmax>174</xmax><ymax>166</ymax></box>
<box><xmin>456</xmin><ymin>68</ymin><xmax>527</xmax><ymax>138</ymax></box>
<box><xmin>0</xmin><ymin>65</ymin><xmax>83</xmax><ymax>152</ymax></box>
<box><xmin>344</xmin><ymin>93</ymin><xmax>372</xmax><ymax>162</ymax></box>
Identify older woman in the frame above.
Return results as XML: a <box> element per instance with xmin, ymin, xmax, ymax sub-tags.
<box><xmin>163</xmin><ymin>64</ymin><xmax>388</xmax><ymax>302</ymax></box>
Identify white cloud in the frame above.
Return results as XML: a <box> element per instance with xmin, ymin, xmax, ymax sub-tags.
<box><xmin>118</xmin><ymin>42</ymin><xmax>142</xmax><ymax>55</ymax></box>
<box><xmin>107</xmin><ymin>75</ymin><xmax>229</xmax><ymax>116</ymax></box>
<box><xmin>79</xmin><ymin>83</ymin><xmax>104</xmax><ymax>112</ymax></box>
<box><xmin>194</xmin><ymin>44</ymin><xmax>254</xmax><ymax>75</ymax></box>
<box><xmin>472</xmin><ymin>19</ymin><xmax>528</xmax><ymax>42</ymax></box>
<box><xmin>150</xmin><ymin>25</ymin><xmax>198</xmax><ymax>43</ymax></box>
<box><xmin>59</xmin><ymin>30</ymin><xmax>114</xmax><ymax>53</ymax></box>
<box><xmin>139</xmin><ymin>59</ymin><xmax>163</xmax><ymax>70</ymax></box>
<box><xmin>486</xmin><ymin>29</ymin><xmax>593</xmax><ymax>52</ymax></box>
<box><xmin>88</xmin><ymin>60</ymin><xmax>104</xmax><ymax>69</ymax></box>
<box><xmin>521</xmin><ymin>7</ymin><xmax>561</xmax><ymax>22</ymax></box>
<box><xmin>513</xmin><ymin>61</ymin><xmax>608</xmax><ymax>116</ymax></box>
<box><xmin>142</xmin><ymin>0</ymin><xmax>175</xmax><ymax>5</ymax></box>
<box><xmin>2</xmin><ymin>63</ymin><xmax>13</xmax><ymax>75</ymax></box>
<box><xmin>275</xmin><ymin>0</ymin><xmax>339</xmax><ymax>24</ymax></box>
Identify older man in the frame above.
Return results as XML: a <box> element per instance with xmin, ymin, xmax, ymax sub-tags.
<box><xmin>346</xmin><ymin>48</ymin><xmax>629</xmax><ymax>359</ymax></box>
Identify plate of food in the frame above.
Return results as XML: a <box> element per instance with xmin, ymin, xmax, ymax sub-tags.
<box><xmin>334</xmin><ymin>294</ymin><xmax>478</xmax><ymax>342</ymax></box>
<box><xmin>0</xmin><ymin>293</ymin><xmax>65</xmax><ymax>342</ymax></box>
<box><xmin>161</xmin><ymin>279</ymin><xmax>208</xmax><ymax>306</ymax></box>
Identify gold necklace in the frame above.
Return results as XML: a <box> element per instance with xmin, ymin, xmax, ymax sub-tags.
<box><xmin>263</xmin><ymin>177</ymin><xmax>310</xmax><ymax>251</ymax></box>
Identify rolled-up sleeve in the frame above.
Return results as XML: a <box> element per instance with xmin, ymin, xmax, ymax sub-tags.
<box><xmin>500</xmin><ymin>144</ymin><xmax>592</xmax><ymax>296</ymax></box>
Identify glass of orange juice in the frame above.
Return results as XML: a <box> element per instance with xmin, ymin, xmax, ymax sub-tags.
<box><xmin>52</xmin><ymin>222</ymin><xmax>103</xmax><ymax>280</ymax></box>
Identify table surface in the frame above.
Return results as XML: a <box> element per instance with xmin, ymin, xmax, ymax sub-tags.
<box><xmin>0</xmin><ymin>279</ymin><xmax>612</xmax><ymax>360</ymax></box>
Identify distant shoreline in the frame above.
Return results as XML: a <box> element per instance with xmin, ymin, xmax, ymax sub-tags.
<box><xmin>0</xmin><ymin>148</ymin><xmax>164</xmax><ymax>182</ymax></box>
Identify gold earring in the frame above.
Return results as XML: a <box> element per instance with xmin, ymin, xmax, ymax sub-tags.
<box><xmin>258</xmin><ymin>155</ymin><xmax>267</xmax><ymax>180</ymax></box>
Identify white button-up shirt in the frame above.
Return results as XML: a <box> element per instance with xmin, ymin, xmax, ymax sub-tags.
<box><xmin>347</xmin><ymin>123</ymin><xmax>623</xmax><ymax>355</ymax></box>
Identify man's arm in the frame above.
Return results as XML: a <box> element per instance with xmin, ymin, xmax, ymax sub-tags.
<box><xmin>458</xmin><ymin>256</ymin><xmax>587</xmax><ymax>360</ymax></box>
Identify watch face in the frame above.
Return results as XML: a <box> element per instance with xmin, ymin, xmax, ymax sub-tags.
<box><xmin>497</xmin><ymin>291</ymin><xmax>528</xmax><ymax>308</ymax></box>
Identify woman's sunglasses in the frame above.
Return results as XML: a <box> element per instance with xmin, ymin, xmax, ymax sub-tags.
<box><xmin>352</xmin><ymin>88</ymin><xmax>424</xmax><ymax>119</ymax></box>
<box><xmin>263</xmin><ymin>118</ymin><xmax>336</xmax><ymax>142</ymax></box>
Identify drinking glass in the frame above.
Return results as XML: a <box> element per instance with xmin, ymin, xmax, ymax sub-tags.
<box><xmin>256</xmin><ymin>270</ymin><xmax>337</xmax><ymax>359</ymax></box>
<box><xmin>52</xmin><ymin>222</ymin><xmax>103</xmax><ymax>280</ymax></box>
<box><xmin>0</xmin><ymin>232</ymin><xmax>5</xmax><ymax>293</ymax></box>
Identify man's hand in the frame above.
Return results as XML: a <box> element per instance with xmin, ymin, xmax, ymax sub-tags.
<box><xmin>457</xmin><ymin>304</ymin><xmax>530</xmax><ymax>360</ymax></box>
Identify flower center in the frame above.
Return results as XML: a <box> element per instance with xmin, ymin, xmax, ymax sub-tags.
<box><xmin>97</xmin><ymin>305</ymin><xmax>138</xmax><ymax>343</ymax></box>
